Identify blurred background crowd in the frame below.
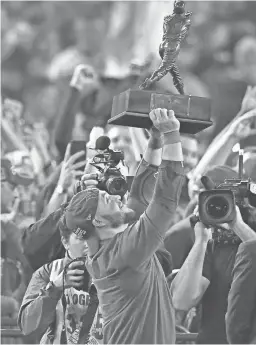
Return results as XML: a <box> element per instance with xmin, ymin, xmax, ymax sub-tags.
<box><xmin>1</xmin><ymin>1</ymin><xmax>256</xmax><ymax>344</ymax></box>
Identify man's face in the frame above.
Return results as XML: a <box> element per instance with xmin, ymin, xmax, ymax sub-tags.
<box><xmin>95</xmin><ymin>190</ymin><xmax>136</xmax><ymax>231</ymax></box>
<box><xmin>108</xmin><ymin>127</ymin><xmax>135</xmax><ymax>165</ymax></box>
<box><xmin>181</xmin><ymin>136</ymin><xmax>199</xmax><ymax>174</ymax></box>
<box><xmin>63</xmin><ymin>232</ymin><xmax>88</xmax><ymax>259</ymax></box>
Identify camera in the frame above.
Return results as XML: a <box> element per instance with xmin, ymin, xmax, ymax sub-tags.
<box><xmin>74</xmin><ymin>136</ymin><xmax>128</xmax><ymax>197</ymax></box>
<box><xmin>199</xmin><ymin>151</ymin><xmax>256</xmax><ymax>225</ymax></box>
<box><xmin>92</xmin><ymin>149</ymin><xmax>128</xmax><ymax>197</ymax></box>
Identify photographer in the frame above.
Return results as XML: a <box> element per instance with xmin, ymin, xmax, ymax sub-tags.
<box><xmin>171</xmin><ymin>178</ymin><xmax>256</xmax><ymax>344</ymax></box>
<box><xmin>226</xmin><ymin>238</ymin><xmax>256</xmax><ymax>344</ymax></box>
<box><xmin>18</xmin><ymin>220</ymin><xmax>101</xmax><ymax>344</ymax></box>
<box><xmin>61</xmin><ymin>108</ymin><xmax>184</xmax><ymax>344</ymax></box>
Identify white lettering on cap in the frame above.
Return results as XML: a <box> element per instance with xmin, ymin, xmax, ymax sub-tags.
<box><xmin>74</xmin><ymin>227</ymin><xmax>87</xmax><ymax>238</ymax></box>
<box><xmin>86</xmin><ymin>214</ymin><xmax>92</xmax><ymax>221</ymax></box>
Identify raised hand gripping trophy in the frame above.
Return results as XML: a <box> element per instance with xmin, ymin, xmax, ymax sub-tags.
<box><xmin>108</xmin><ymin>1</ymin><xmax>213</xmax><ymax>134</ymax></box>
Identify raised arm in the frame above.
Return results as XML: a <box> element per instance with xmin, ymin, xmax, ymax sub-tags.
<box><xmin>114</xmin><ymin>108</ymin><xmax>185</xmax><ymax>267</ymax></box>
<box><xmin>54</xmin><ymin>64</ymin><xmax>98</xmax><ymax>160</ymax></box>
<box><xmin>171</xmin><ymin>221</ymin><xmax>211</xmax><ymax>311</ymax></box>
<box><xmin>21</xmin><ymin>206</ymin><xmax>66</xmax><ymax>270</ymax></box>
<box><xmin>127</xmin><ymin>127</ymin><xmax>164</xmax><ymax>219</ymax></box>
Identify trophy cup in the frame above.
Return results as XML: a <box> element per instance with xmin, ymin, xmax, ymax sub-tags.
<box><xmin>108</xmin><ymin>1</ymin><xmax>213</xmax><ymax>134</ymax></box>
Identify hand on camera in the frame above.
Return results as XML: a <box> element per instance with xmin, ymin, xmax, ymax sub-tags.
<box><xmin>77</xmin><ymin>158</ymin><xmax>100</xmax><ymax>190</ymax></box>
<box><xmin>57</xmin><ymin>144</ymin><xmax>87</xmax><ymax>192</ymax></box>
<box><xmin>194</xmin><ymin>221</ymin><xmax>212</xmax><ymax>243</ymax></box>
<box><xmin>149</xmin><ymin>108</ymin><xmax>180</xmax><ymax>134</ymax></box>
<box><xmin>228</xmin><ymin>205</ymin><xmax>244</xmax><ymax>229</ymax></box>
<box><xmin>70</xmin><ymin>64</ymin><xmax>98</xmax><ymax>94</ymax></box>
<box><xmin>53</xmin><ymin>260</ymin><xmax>85</xmax><ymax>290</ymax></box>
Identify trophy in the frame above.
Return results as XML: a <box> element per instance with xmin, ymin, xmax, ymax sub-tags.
<box><xmin>108</xmin><ymin>1</ymin><xmax>213</xmax><ymax>134</ymax></box>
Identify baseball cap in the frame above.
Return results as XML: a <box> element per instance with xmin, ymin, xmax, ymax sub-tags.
<box><xmin>64</xmin><ymin>188</ymin><xmax>100</xmax><ymax>239</ymax></box>
<box><xmin>205</xmin><ymin>165</ymin><xmax>238</xmax><ymax>187</ymax></box>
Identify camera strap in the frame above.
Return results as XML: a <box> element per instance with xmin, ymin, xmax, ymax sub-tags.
<box><xmin>61</xmin><ymin>257</ymin><xmax>99</xmax><ymax>344</ymax></box>
<box><xmin>61</xmin><ymin>284</ymin><xmax>99</xmax><ymax>344</ymax></box>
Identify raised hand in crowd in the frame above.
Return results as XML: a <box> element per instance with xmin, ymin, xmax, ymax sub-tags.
<box><xmin>70</xmin><ymin>63</ymin><xmax>99</xmax><ymax>95</ymax></box>
<box><xmin>54</xmin><ymin>63</ymin><xmax>99</xmax><ymax>160</ymax></box>
<box><xmin>57</xmin><ymin>143</ymin><xmax>86</xmax><ymax>191</ymax></box>
<box><xmin>42</xmin><ymin>143</ymin><xmax>86</xmax><ymax>217</ymax></box>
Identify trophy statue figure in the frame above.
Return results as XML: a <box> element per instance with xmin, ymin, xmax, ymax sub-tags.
<box><xmin>108</xmin><ymin>1</ymin><xmax>213</xmax><ymax>134</ymax></box>
<box><xmin>140</xmin><ymin>0</ymin><xmax>192</xmax><ymax>94</ymax></box>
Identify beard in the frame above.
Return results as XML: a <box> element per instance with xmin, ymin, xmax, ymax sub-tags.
<box><xmin>108</xmin><ymin>207</ymin><xmax>136</xmax><ymax>228</ymax></box>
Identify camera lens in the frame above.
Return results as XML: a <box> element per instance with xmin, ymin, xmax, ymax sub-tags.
<box><xmin>206</xmin><ymin>196</ymin><xmax>229</xmax><ymax>219</ymax></box>
<box><xmin>106</xmin><ymin>177</ymin><xmax>128</xmax><ymax>196</ymax></box>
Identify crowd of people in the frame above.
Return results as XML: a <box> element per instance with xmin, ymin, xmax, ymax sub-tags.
<box><xmin>1</xmin><ymin>61</ymin><xmax>256</xmax><ymax>344</ymax></box>
<box><xmin>1</xmin><ymin>2</ymin><xmax>256</xmax><ymax>344</ymax></box>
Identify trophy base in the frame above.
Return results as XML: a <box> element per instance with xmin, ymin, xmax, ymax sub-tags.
<box><xmin>108</xmin><ymin>89</ymin><xmax>213</xmax><ymax>134</ymax></box>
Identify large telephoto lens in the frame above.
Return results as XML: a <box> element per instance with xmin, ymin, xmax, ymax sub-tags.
<box><xmin>206</xmin><ymin>196</ymin><xmax>229</xmax><ymax>219</ymax></box>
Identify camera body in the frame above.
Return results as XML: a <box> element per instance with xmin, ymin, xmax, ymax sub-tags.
<box><xmin>73</xmin><ymin>136</ymin><xmax>128</xmax><ymax>197</ymax></box>
<box><xmin>199</xmin><ymin>178</ymin><xmax>256</xmax><ymax>225</ymax></box>
<box><xmin>92</xmin><ymin>149</ymin><xmax>128</xmax><ymax>197</ymax></box>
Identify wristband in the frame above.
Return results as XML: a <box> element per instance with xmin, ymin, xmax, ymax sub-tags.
<box><xmin>148</xmin><ymin>135</ymin><xmax>164</xmax><ymax>150</ymax></box>
<box><xmin>164</xmin><ymin>130</ymin><xmax>181</xmax><ymax>145</ymax></box>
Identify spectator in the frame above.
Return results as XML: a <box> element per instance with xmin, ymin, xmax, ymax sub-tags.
<box><xmin>1</xmin><ymin>158</ymin><xmax>34</xmax><ymax>344</ymax></box>
<box><xmin>106</xmin><ymin>125</ymin><xmax>138</xmax><ymax>176</ymax></box>
<box><xmin>226</xmin><ymin>238</ymin><xmax>256</xmax><ymax>344</ymax></box>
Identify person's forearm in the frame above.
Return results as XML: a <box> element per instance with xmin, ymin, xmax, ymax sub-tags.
<box><xmin>191</xmin><ymin>130</ymin><xmax>237</xmax><ymax>180</ymax></box>
<box><xmin>206</xmin><ymin>107</ymin><xmax>245</xmax><ymax>153</ymax></box>
<box><xmin>143</xmin><ymin>134</ymin><xmax>163</xmax><ymax>166</ymax></box>
<box><xmin>162</xmin><ymin>131</ymin><xmax>183</xmax><ymax>162</ymax></box>
<box><xmin>145</xmin><ymin>130</ymin><xmax>184</xmax><ymax>232</ymax></box>
<box><xmin>233</xmin><ymin>221</ymin><xmax>256</xmax><ymax>242</ymax></box>
<box><xmin>171</xmin><ymin>239</ymin><xmax>208</xmax><ymax>311</ymax></box>
<box><xmin>54</xmin><ymin>86</ymin><xmax>81</xmax><ymax>160</ymax></box>
<box><xmin>127</xmin><ymin>133</ymin><xmax>164</xmax><ymax>218</ymax></box>
<box><xmin>19</xmin><ymin>288</ymin><xmax>62</xmax><ymax>337</ymax></box>
<box><xmin>43</xmin><ymin>189</ymin><xmax>67</xmax><ymax>217</ymax></box>
<box><xmin>22</xmin><ymin>207</ymin><xmax>64</xmax><ymax>255</ymax></box>
<box><xmin>127</xmin><ymin>159</ymin><xmax>158</xmax><ymax>219</ymax></box>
